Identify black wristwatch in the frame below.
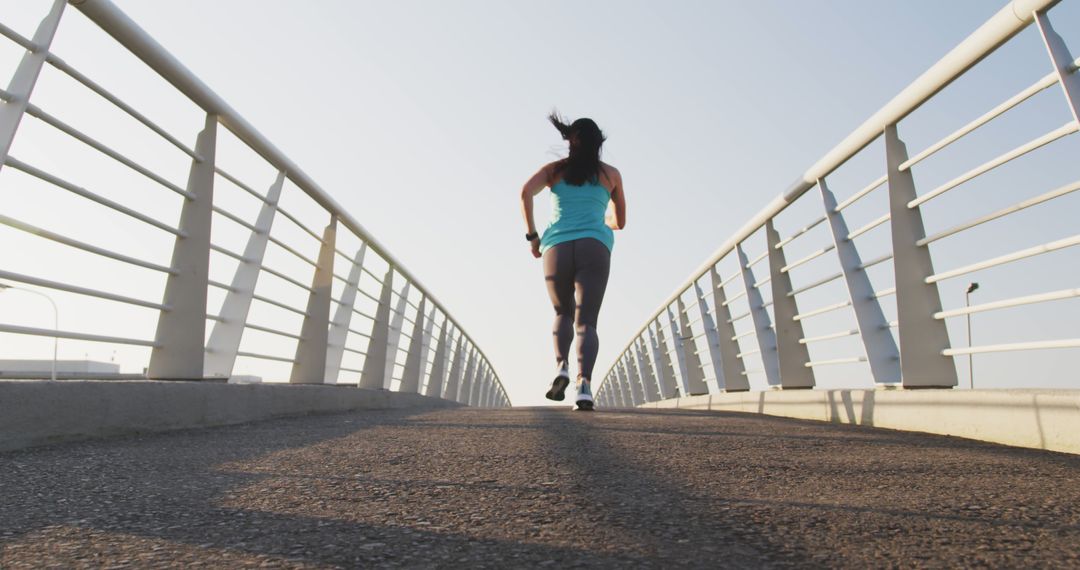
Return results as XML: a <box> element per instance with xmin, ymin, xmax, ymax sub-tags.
<box><xmin>525</xmin><ymin>232</ymin><xmax>539</xmax><ymax>242</ymax></box>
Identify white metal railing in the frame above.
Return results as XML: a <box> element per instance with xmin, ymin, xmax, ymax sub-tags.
<box><xmin>0</xmin><ymin>0</ymin><xmax>508</xmax><ymax>408</ymax></box>
<box><xmin>596</xmin><ymin>0</ymin><xmax>1080</xmax><ymax>407</ymax></box>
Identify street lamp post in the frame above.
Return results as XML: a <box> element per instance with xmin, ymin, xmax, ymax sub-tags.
<box><xmin>0</xmin><ymin>282</ymin><xmax>59</xmax><ymax>382</ymax></box>
<box><xmin>965</xmin><ymin>282</ymin><xmax>980</xmax><ymax>389</ymax></box>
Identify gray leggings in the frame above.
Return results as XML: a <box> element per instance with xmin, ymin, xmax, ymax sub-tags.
<box><xmin>542</xmin><ymin>238</ymin><xmax>611</xmax><ymax>380</ymax></box>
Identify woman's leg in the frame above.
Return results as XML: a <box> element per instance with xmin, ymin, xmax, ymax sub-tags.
<box><xmin>542</xmin><ymin>242</ymin><xmax>576</xmax><ymax>368</ymax></box>
<box><xmin>573</xmin><ymin>239</ymin><xmax>611</xmax><ymax>380</ymax></box>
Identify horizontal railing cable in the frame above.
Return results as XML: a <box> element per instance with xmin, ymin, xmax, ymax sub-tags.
<box><xmin>44</xmin><ymin>52</ymin><xmax>202</xmax><ymax>161</ymax></box>
<box><xmin>918</xmin><ymin>178</ymin><xmax>1080</xmax><ymax>246</ymax></box>
<box><xmin>0</xmin><ymin>213</ymin><xmax>175</xmax><ymax>274</ymax></box>
<box><xmin>908</xmin><ymin>122</ymin><xmax>1078</xmax><ymax>209</ymax></box>
<box><xmin>4</xmin><ymin>155</ymin><xmax>184</xmax><ymax>236</ymax></box>
<box><xmin>23</xmin><ymin>102</ymin><xmax>193</xmax><ymax>199</ymax></box>
<box><xmin>0</xmin><ymin>268</ymin><xmax>166</xmax><ymax>310</ymax></box>
<box><xmin>0</xmin><ymin>323</ymin><xmax>156</xmax><ymax>346</ymax></box>
<box><xmin>213</xmin><ymin>167</ymin><xmax>272</xmax><ymax>204</ymax></box>
<box><xmin>926</xmin><ymin>234</ymin><xmax>1080</xmax><ymax>283</ymax></box>
<box><xmin>899</xmin><ymin>60</ymin><xmax>1080</xmax><ymax>171</ymax></box>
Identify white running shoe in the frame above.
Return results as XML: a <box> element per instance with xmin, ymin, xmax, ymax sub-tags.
<box><xmin>545</xmin><ymin>361</ymin><xmax>571</xmax><ymax>402</ymax></box>
<box><xmin>575</xmin><ymin>377</ymin><xmax>594</xmax><ymax>411</ymax></box>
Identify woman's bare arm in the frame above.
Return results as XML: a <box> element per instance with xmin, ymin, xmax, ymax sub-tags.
<box><xmin>521</xmin><ymin>163</ymin><xmax>552</xmax><ymax>258</ymax></box>
<box><xmin>605</xmin><ymin>165</ymin><xmax>626</xmax><ymax>230</ymax></box>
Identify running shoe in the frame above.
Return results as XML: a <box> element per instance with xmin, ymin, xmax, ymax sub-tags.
<box><xmin>575</xmin><ymin>377</ymin><xmax>594</xmax><ymax>411</ymax></box>
<box><xmin>545</xmin><ymin>362</ymin><xmax>570</xmax><ymax>402</ymax></box>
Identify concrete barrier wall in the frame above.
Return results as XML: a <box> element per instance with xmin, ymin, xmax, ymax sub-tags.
<box><xmin>0</xmin><ymin>380</ymin><xmax>462</xmax><ymax>452</ymax></box>
<box><xmin>637</xmin><ymin>389</ymin><xmax>1080</xmax><ymax>455</ymax></box>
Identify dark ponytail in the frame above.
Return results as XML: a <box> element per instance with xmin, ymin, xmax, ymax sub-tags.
<box><xmin>548</xmin><ymin>111</ymin><xmax>606</xmax><ymax>186</ymax></box>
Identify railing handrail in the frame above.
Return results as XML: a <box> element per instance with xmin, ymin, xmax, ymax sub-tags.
<box><xmin>609</xmin><ymin>0</ymin><xmax>1060</xmax><ymax>366</ymax></box>
<box><xmin>69</xmin><ymin>0</ymin><xmax>502</xmax><ymax>393</ymax></box>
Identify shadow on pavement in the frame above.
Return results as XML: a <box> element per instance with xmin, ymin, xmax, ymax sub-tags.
<box><xmin>0</xmin><ymin>409</ymin><xmax>648</xmax><ymax>567</ymax></box>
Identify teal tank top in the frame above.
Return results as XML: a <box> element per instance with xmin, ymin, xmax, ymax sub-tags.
<box><xmin>539</xmin><ymin>178</ymin><xmax>615</xmax><ymax>254</ymax></box>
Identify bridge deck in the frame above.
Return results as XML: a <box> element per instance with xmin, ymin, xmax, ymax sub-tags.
<box><xmin>3</xmin><ymin>408</ymin><xmax>1079</xmax><ymax>568</ymax></box>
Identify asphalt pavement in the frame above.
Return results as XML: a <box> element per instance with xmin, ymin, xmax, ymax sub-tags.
<box><xmin>3</xmin><ymin>407</ymin><xmax>1079</xmax><ymax>568</ymax></box>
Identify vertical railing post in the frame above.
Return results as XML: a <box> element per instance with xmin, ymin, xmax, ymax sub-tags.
<box><xmin>398</xmin><ymin>296</ymin><xmax>427</xmax><ymax>393</ymax></box>
<box><xmin>665</xmin><ymin>306</ymin><xmax>690</xmax><ymax>396</ymax></box>
<box><xmin>766</xmin><ymin>219</ymin><xmax>815</xmax><ymax>389</ymax></box>
<box><xmin>622</xmin><ymin>360</ymin><xmax>635</xmax><ymax>405</ymax></box>
<box><xmin>737</xmin><ymin>243</ymin><xmax>781</xmax><ymax>388</ymax></box>
<box><xmin>624</xmin><ymin>354</ymin><xmax>645</xmax><ymax>404</ymax></box>
<box><xmin>204</xmin><ymin>172</ymin><xmax>284</xmax><ymax>379</ymax></box>
<box><xmin>613</xmin><ymin>367</ymin><xmax>630</xmax><ymax>408</ymax></box>
<box><xmin>627</xmin><ymin>346</ymin><xmax>652</xmax><ymax>402</ymax></box>
<box><xmin>677</xmin><ymin>298</ymin><xmax>710</xmax><ymax>395</ymax></box>
<box><xmin>486</xmin><ymin>369</ymin><xmax>494</xmax><ymax>407</ymax></box>
<box><xmin>424</xmin><ymin>319</ymin><xmax>449</xmax><ymax>398</ymax></box>
<box><xmin>885</xmin><ymin>124</ymin><xmax>958</xmax><ymax>388</ymax></box>
<box><xmin>476</xmin><ymin>366</ymin><xmax>489</xmax><ymax>407</ymax></box>
<box><xmin>419</xmin><ymin>302</ymin><xmax>435</xmax><ymax>387</ymax></box>
<box><xmin>460</xmin><ymin>347</ymin><xmax>476</xmax><ymax>404</ymax></box>
<box><xmin>707</xmin><ymin>270</ymin><xmax>749</xmax><ymax>391</ymax></box>
<box><xmin>465</xmin><ymin>361</ymin><xmax>479</xmax><ymax>406</ymax></box>
<box><xmin>324</xmin><ymin>243</ymin><xmax>367</xmax><ymax>383</ymax></box>
<box><xmin>148</xmin><ymin>113</ymin><xmax>217</xmax><ymax>380</ymax></box>
<box><xmin>443</xmin><ymin>333</ymin><xmax>464</xmax><ymax>402</ymax></box>
<box><xmin>290</xmin><ymin>216</ymin><xmax>337</xmax><ymax>384</ymax></box>
<box><xmin>484</xmin><ymin>369</ymin><xmax>494</xmax><ymax>407</ymax></box>
<box><xmin>615</xmin><ymin>360</ymin><xmax>635</xmax><ymax>406</ymax></box>
<box><xmin>359</xmin><ymin>268</ymin><xmax>394</xmax><ymax>390</ymax></box>
<box><xmin>478</xmin><ymin>369</ymin><xmax>490</xmax><ymax>407</ymax></box>
<box><xmin>692</xmin><ymin>282</ymin><xmax>721</xmax><ymax>394</ymax></box>
<box><xmin>479</xmin><ymin>373</ymin><xmax>489</xmax><ymax>408</ymax></box>
<box><xmin>635</xmin><ymin>338</ymin><xmax>660</xmax><ymax>401</ymax></box>
<box><xmin>820</xmin><ymin>179</ymin><xmax>901</xmax><ymax>385</ymax></box>
<box><xmin>477</xmin><ymin>366</ymin><xmax>488</xmax><ymax>406</ymax></box>
<box><xmin>476</xmin><ymin>368</ymin><xmax>487</xmax><ymax>408</ymax></box>
<box><xmin>384</xmin><ymin>281</ymin><xmax>410</xmax><ymax>389</ymax></box>
<box><xmin>1036</xmin><ymin>11</ymin><xmax>1080</xmax><ymax>126</ymax></box>
<box><xmin>649</xmin><ymin>323</ymin><xmax>679</xmax><ymax>399</ymax></box>
<box><xmin>0</xmin><ymin>0</ymin><xmax>65</xmax><ymax>168</ymax></box>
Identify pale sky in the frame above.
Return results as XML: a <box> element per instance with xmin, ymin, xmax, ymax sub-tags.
<box><xmin>2</xmin><ymin>0</ymin><xmax>1079</xmax><ymax>405</ymax></box>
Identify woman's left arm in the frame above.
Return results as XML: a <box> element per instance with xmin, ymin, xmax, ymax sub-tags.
<box><xmin>606</xmin><ymin>167</ymin><xmax>626</xmax><ymax>230</ymax></box>
<box><xmin>521</xmin><ymin>164</ymin><xmax>550</xmax><ymax>259</ymax></box>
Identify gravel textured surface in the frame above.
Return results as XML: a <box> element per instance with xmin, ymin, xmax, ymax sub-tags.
<box><xmin>2</xmin><ymin>407</ymin><xmax>1080</xmax><ymax>568</ymax></box>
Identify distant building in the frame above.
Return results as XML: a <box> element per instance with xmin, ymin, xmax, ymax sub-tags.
<box><xmin>0</xmin><ymin>360</ymin><xmax>122</xmax><ymax>379</ymax></box>
<box><xmin>227</xmin><ymin>375</ymin><xmax>263</xmax><ymax>384</ymax></box>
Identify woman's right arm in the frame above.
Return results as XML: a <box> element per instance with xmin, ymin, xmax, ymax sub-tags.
<box><xmin>521</xmin><ymin>163</ymin><xmax>551</xmax><ymax>259</ymax></box>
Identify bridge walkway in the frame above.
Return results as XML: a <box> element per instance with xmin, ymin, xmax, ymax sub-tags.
<box><xmin>3</xmin><ymin>408</ymin><xmax>1079</xmax><ymax>568</ymax></box>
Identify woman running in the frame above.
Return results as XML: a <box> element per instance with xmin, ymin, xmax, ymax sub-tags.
<box><xmin>520</xmin><ymin>113</ymin><xmax>626</xmax><ymax>410</ymax></box>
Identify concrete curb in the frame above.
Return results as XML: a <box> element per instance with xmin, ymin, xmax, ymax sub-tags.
<box><xmin>0</xmin><ymin>380</ymin><xmax>463</xmax><ymax>452</ymax></box>
<box><xmin>636</xmin><ymin>389</ymin><xmax>1080</xmax><ymax>455</ymax></box>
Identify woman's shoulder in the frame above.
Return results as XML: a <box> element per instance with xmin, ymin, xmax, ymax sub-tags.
<box><xmin>599</xmin><ymin>162</ymin><xmax>622</xmax><ymax>188</ymax></box>
<box><xmin>542</xmin><ymin>160</ymin><xmax>568</xmax><ymax>185</ymax></box>
<box><xmin>543</xmin><ymin>160</ymin><xmax>565</xmax><ymax>171</ymax></box>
